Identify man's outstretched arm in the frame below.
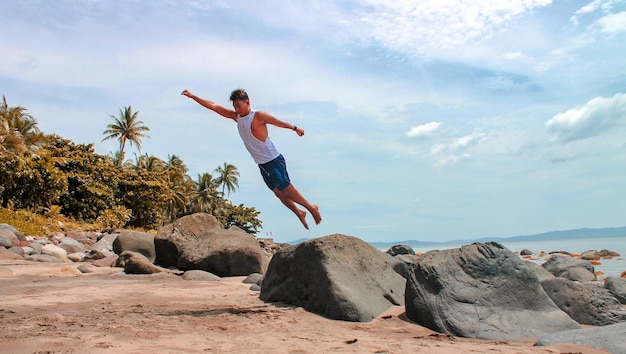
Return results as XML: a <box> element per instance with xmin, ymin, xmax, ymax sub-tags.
<box><xmin>182</xmin><ymin>90</ymin><xmax>237</xmax><ymax>120</ymax></box>
<box><xmin>256</xmin><ymin>111</ymin><xmax>305</xmax><ymax>137</ymax></box>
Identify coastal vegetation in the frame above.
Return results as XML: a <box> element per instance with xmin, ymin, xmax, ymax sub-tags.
<box><xmin>0</xmin><ymin>95</ymin><xmax>261</xmax><ymax>235</ymax></box>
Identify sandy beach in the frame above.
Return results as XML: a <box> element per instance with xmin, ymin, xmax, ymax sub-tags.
<box><xmin>0</xmin><ymin>260</ymin><xmax>611</xmax><ymax>354</ymax></box>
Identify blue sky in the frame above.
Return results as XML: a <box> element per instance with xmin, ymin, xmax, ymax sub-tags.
<box><xmin>1</xmin><ymin>0</ymin><xmax>625</xmax><ymax>243</ymax></box>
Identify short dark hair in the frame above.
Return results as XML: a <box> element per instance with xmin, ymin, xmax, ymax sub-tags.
<box><xmin>229</xmin><ymin>89</ymin><xmax>249</xmax><ymax>101</ymax></box>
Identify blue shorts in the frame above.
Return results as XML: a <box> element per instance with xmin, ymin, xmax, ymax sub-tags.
<box><xmin>258</xmin><ymin>154</ymin><xmax>291</xmax><ymax>191</ymax></box>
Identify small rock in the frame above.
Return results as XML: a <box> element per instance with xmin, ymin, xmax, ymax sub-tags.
<box><xmin>91</xmin><ymin>254</ymin><xmax>118</xmax><ymax>267</ymax></box>
<box><xmin>77</xmin><ymin>264</ymin><xmax>96</xmax><ymax>274</ymax></box>
<box><xmin>182</xmin><ymin>270</ymin><xmax>221</xmax><ymax>281</ymax></box>
<box><xmin>386</xmin><ymin>244</ymin><xmax>415</xmax><ymax>256</ymax></box>
<box><xmin>580</xmin><ymin>250</ymin><xmax>600</xmax><ymax>260</ymax></box>
<box><xmin>561</xmin><ymin>267</ymin><xmax>597</xmax><ymax>282</ymax></box>
<box><xmin>120</xmin><ymin>251</ymin><xmax>162</xmax><ymax>274</ymax></box>
<box><xmin>243</xmin><ymin>273</ymin><xmax>264</xmax><ymax>285</ymax></box>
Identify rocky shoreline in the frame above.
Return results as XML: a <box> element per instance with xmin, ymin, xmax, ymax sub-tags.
<box><xmin>1</xmin><ymin>215</ymin><xmax>626</xmax><ymax>353</ymax></box>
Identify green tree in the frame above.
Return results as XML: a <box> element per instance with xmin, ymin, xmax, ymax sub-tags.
<box><xmin>214</xmin><ymin>162</ymin><xmax>239</xmax><ymax>197</ymax></box>
<box><xmin>49</xmin><ymin>136</ymin><xmax>119</xmax><ymax>221</ymax></box>
<box><xmin>0</xmin><ymin>95</ymin><xmax>46</xmax><ymax>154</ymax></box>
<box><xmin>102</xmin><ymin>106</ymin><xmax>150</xmax><ymax>166</ymax></box>
<box><xmin>219</xmin><ymin>202</ymin><xmax>262</xmax><ymax>234</ymax></box>
<box><xmin>116</xmin><ymin>169</ymin><xmax>169</xmax><ymax>229</ymax></box>
<box><xmin>194</xmin><ymin>172</ymin><xmax>223</xmax><ymax>215</ymax></box>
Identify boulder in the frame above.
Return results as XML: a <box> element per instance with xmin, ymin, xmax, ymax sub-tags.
<box><xmin>525</xmin><ymin>261</ymin><xmax>555</xmax><ymax>283</ymax></box>
<box><xmin>604</xmin><ymin>276</ymin><xmax>626</xmax><ymax>304</ymax></box>
<box><xmin>0</xmin><ymin>224</ymin><xmax>24</xmax><ymax>241</ymax></box>
<box><xmin>560</xmin><ymin>267</ymin><xmax>596</xmax><ymax>282</ymax></box>
<box><xmin>58</xmin><ymin>237</ymin><xmax>85</xmax><ymax>254</ymax></box>
<box><xmin>154</xmin><ymin>213</ymin><xmax>222</xmax><ymax>265</ymax></box>
<box><xmin>542</xmin><ymin>254</ymin><xmax>594</xmax><ymax>277</ymax></box>
<box><xmin>541</xmin><ymin>277</ymin><xmax>626</xmax><ymax>325</ymax></box>
<box><xmin>579</xmin><ymin>250</ymin><xmax>600</xmax><ymax>260</ymax></box>
<box><xmin>41</xmin><ymin>244</ymin><xmax>68</xmax><ymax>262</ymax></box>
<box><xmin>535</xmin><ymin>322</ymin><xmax>626</xmax><ymax>354</ymax></box>
<box><xmin>386</xmin><ymin>244</ymin><xmax>415</xmax><ymax>256</ymax></box>
<box><xmin>155</xmin><ymin>213</ymin><xmax>267</xmax><ymax>276</ymax></box>
<box><xmin>112</xmin><ymin>230</ymin><xmax>156</xmax><ymax>263</ymax></box>
<box><xmin>384</xmin><ymin>253</ymin><xmax>410</xmax><ymax>279</ymax></box>
<box><xmin>520</xmin><ymin>249</ymin><xmax>533</xmax><ymax>256</ymax></box>
<box><xmin>90</xmin><ymin>233</ymin><xmax>118</xmax><ymax>253</ymax></box>
<box><xmin>260</xmin><ymin>234</ymin><xmax>406</xmax><ymax>322</ymax></box>
<box><xmin>0</xmin><ymin>229</ymin><xmax>18</xmax><ymax>248</ymax></box>
<box><xmin>120</xmin><ymin>251</ymin><xmax>162</xmax><ymax>274</ymax></box>
<box><xmin>405</xmin><ymin>242</ymin><xmax>580</xmax><ymax>340</ymax></box>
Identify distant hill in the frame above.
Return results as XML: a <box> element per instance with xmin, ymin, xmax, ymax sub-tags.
<box><xmin>364</xmin><ymin>226</ymin><xmax>626</xmax><ymax>249</ymax></box>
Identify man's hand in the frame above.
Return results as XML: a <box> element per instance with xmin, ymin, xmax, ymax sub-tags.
<box><xmin>295</xmin><ymin>126</ymin><xmax>304</xmax><ymax>137</ymax></box>
<box><xmin>181</xmin><ymin>89</ymin><xmax>192</xmax><ymax>97</ymax></box>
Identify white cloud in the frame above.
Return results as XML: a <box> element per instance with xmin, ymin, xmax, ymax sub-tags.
<box><xmin>406</xmin><ymin>121</ymin><xmax>442</xmax><ymax>137</ymax></box>
<box><xmin>597</xmin><ymin>11</ymin><xmax>626</xmax><ymax>34</ymax></box>
<box><xmin>356</xmin><ymin>0</ymin><xmax>553</xmax><ymax>58</ymax></box>
<box><xmin>429</xmin><ymin>131</ymin><xmax>486</xmax><ymax>166</ymax></box>
<box><xmin>546</xmin><ymin>93</ymin><xmax>626</xmax><ymax>142</ymax></box>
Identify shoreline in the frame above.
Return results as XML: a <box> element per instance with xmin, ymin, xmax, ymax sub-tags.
<box><xmin>0</xmin><ymin>260</ymin><xmax>611</xmax><ymax>354</ymax></box>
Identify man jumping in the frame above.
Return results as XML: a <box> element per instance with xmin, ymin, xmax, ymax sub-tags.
<box><xmin>182</xmin><ymin>88</ymin><xmax>321</xmax><ymax>229</ymax></box>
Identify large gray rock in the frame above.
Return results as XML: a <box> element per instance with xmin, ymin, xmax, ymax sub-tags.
<box><xmin>604</xmin><ymin>276</ymin><xmax>626</xmax><ymax>304</ymax></box>
<box><xmin>260</xmin><ymin>234</ymin><xmax>405</xmax><ymax>322</ymax></box>
<box><xmin>0</xmin><ymin>224</ymin><xmax>24</xmax><ymax>241</ymax></box>
<box><xmin>154</xmin><ymin>213</ymin><xmax>222</xmax><ymax>266</ymax></box>
<box><xmin>535</xmin><ymin>322</ymin><xmax>626</xmax><ymax>354</ymax></box>
<box><xmin>112</xmin><ymin>230</ymin><xmax>155</xmax><ymax>263</ymax></box>
<box><xmin>0</xmin><ymin>229</ymin><xmax>18</xmax><ymax>248</ymax></box>
<box><xmin>405</xmin><ymin>242</ymin><xmax>580</xmax><ymax>340</ymax></box>
<box><xmin>541</xmin><ymin>277</ymin><xmax>626</xmax><ymax>326</ymax></box>
<box><xmin>542</xmin><ymin>255</ymin><xmax>594</xmax><ymax>277</ymax></box>
<box><xmin>155</xmin><ymin>213</ymin><xmax>268</xmax><ymax>276</ymax></box>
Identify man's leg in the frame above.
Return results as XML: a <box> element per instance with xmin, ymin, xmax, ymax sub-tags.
<box><xmin>273</xmin><ymin>187</ymin><xmax>309</xmax><ymax>229</ymax></box>
<box><xmin>275</xmin><ymin>184</ymin><xmax>322</xmax><ymax>226</ymax></box>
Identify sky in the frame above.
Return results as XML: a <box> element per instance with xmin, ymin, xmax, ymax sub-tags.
<box><xmin>1</xmin><ymin>0</ymin><xmax>625</xmax><ymax>243</ymax></box>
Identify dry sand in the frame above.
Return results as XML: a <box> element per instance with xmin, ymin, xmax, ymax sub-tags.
<box><xmin>0</xmin><ymin>260</ymin><xmax>609</xmax><ymax>354</ymax></box>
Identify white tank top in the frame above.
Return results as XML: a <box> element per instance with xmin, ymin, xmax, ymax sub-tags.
<box><xmin>237</xmin><ymin>110</ymin><xmax>280</xmax><ymax>164</ymax></box>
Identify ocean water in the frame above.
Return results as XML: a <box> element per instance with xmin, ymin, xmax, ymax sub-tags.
<box><xmin>380</xmin><ymin>236</ymin><xmax>626</xmax><ymax>279</ymax></box>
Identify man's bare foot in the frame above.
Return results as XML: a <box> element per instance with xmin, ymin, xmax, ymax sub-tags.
<box><xmin>311</xmin><ymin>204</ymin><xmax>322</xmax><ymax>225</ymax></box>
<box><xmin>297</xmin><ymin>209</ymin><xmax>309</xmax><ymax>229</ymax></box>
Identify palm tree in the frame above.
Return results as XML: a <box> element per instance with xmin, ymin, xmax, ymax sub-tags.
<box><xmin>134</xmin><ymin>153</ymin><xmax>165</xmax><ymax>172</ymax></box>
<box><xmin>195</xmin><ymin>172</ymin><xmax>222</xmax><ymax>215</ymax></box>
<box><xmin>102</xmin><ymin>106</ymin><xmax>150</xmax><ymax>166</ymax></box>
<box><xmin>0</xmin><ymin>95</ymin><xmax>45</xmax><ymax>154</ymax></box>
<box><xmin>214</xmin><ymin>162</ymin><xmax>240</xmax><ymax>197</ymax></box>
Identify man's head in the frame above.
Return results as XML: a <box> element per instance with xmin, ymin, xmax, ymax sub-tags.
<box><xmin>230</xmin><ymin>89</ymin><xmax>249</xmax><ymax>102</ymax></box>
<box><xmin>230</xmin><ymin>88</ymin><xmax>251</xmax><ymax>116</ymax></box>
